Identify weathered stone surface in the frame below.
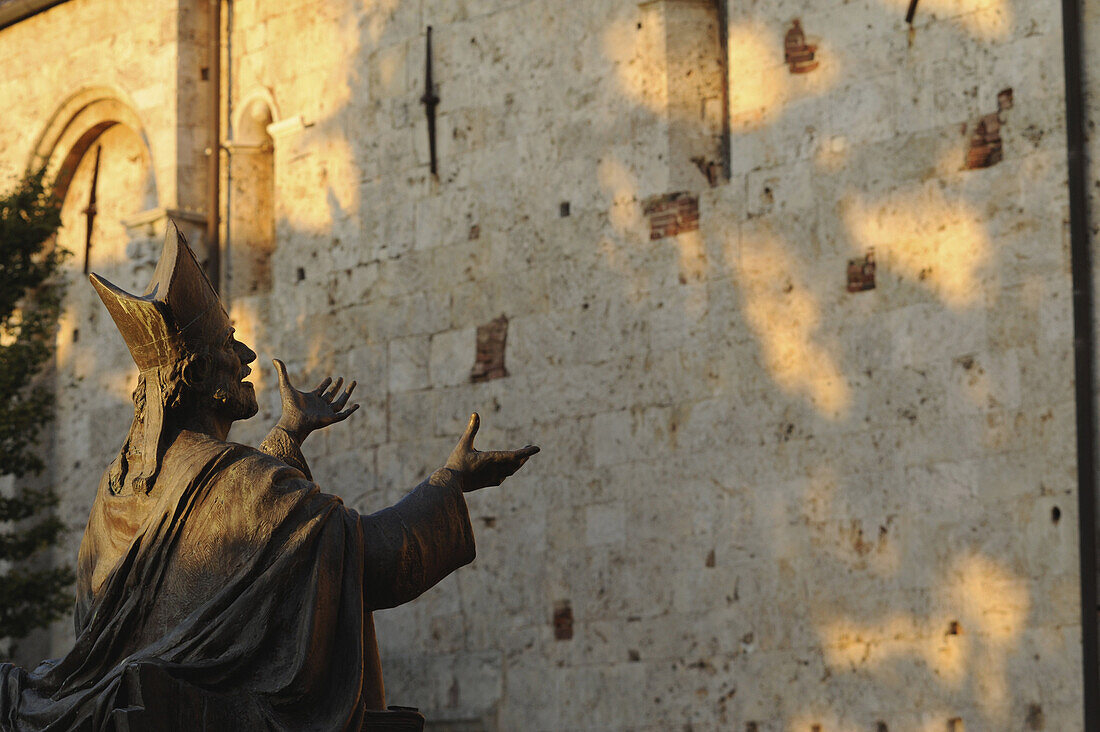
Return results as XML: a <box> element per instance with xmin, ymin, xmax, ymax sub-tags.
<box><xmin>0</xmin><ymin>0</ymin><xmax>1094</xmax><ymax>728</ymax></box>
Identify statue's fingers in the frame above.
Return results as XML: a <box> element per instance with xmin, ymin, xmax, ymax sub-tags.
<box><xmin>273</xmin><ymin>359</ymin><xmax>291</xmax><ymax>392</ymax></box>
<box><xmin>314</xmin><ymin>377</ymin><xmax>332</xmax><ymax>395</ymax></box>
<box><xmin>324</xmin><ymin>377</ymin><xmax>344</xmax><ymax>401</ymax></box>
<box><xmin>507</xmin><ymin>447</ymin><xmax>538</xmax><ymax>474</ymax></box>
<box><xmin>333</xmin><ymin>381</ymin><xmax>356</xmax><ymax>410</ymax></box>
<box><xmin>461</xmin><ymin>413</ymin><xmax>480</xmax><ymax>449</ymax></box>
<box><xmin>491</xmin><ymin>446</ymin><xmax>539</xmax><ymax>463</ymax></box>
<box><xmin>335</xmin><ymin>403</ymin><xmax>360</xmax><ymax>420</ymax></box>
<box><xmin>483</xmin><ymin>449</ymin><xmax>536</xmax><ymax>474</ymax></box>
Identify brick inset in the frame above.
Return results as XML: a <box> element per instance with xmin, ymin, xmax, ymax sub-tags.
<box><xmin>966</xmin><ymin>89</ymin><xmax>1012</xmax><ymax>170</ymax></box>
<box><xmin>966</xmin><ymin>113</ymin><xmax>1002</xmax><ymax>169</ymax></box>
<box><xmin>470</xmin><ymin>315</ymin><xmax>509</xmax><ymax>383</ymax></box>
<box><xmin>785</xmin><ymin>19</ymin><xmax>819</xmax><ymax>74</ymax></box>
<box><xmin>847</xmin><ymin>250</ymin><xmax>875</xmax><ymax>293</ymax></box>
<box><xmin>553</xmin><ymin>600</ymin><xmax>573</xmax><ymax>640</ymax></box>
<box><xmin>644</xmin><ymin>192</ymin><xmax>699</xmax><ymax>240</ymax></box>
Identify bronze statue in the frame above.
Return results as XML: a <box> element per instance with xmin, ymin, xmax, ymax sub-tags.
<box><xmin>0</xmin><ymin>222</ymin><xmax>538</xmax><ymax>731</ymax></box>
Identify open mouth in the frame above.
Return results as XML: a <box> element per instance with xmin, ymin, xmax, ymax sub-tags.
<box><xmin>239</xmin><ymin>365</ymin><xmax>252</xmax><ymax>382</ymax></box>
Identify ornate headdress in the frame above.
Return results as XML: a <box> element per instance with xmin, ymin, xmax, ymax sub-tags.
<box><xmin>89</xmin><ymin>220</ymin><xmax>230</xmax><ymax>371</ymax></box>
<box><xmin>89</xmin><ymin>220</ymin><xmax>231</xmax><ymax>492</ymax></box>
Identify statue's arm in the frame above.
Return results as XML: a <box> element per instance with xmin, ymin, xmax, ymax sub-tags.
<box><xmin>359</xmin><ymin>414</ymin><xmax>538</xmax><ymax>610</ymax></box>
<box><xmin>259</xmin><ymin>426</ymin><xmax>313</xmax><ymax>480</ymax></box>
<box><xmin>360</xmin><ymin>468</ymin><xmax>476</xmax><ymax>610</ymax></box>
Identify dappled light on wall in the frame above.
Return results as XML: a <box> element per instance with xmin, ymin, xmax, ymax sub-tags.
<box><xmin>878</xmin><ymin>0</ymin><xmax>1013</xmax><ymax>40</ymax></box>
<box><xmin>597</xmin><ymin>155</ymin><xmax>642</xmax><ymax>236</ymax></box>
<box><xmin>272</xmin><ymin>17</ymin><xmax>359</xmax><ymax>236</ymax></box>
<box><xmin>362</xmin><ymin>0</ymin><xmax>403</xmax><ymax>46</ymax></box>
<box><xmin>726</xmin><ymin>21</ymin><xmax>840</xmax><ymax>132</ymax></box>
<box><xmin>731</xmin><ymin>233</ymin><xmax>851</xmax><ymax>419</ymax></box>
<box><xmin>601</xmin><ymin>10</ymin><xmax>667</xmax><ymax>115</ymax></box>
<box><xmin>841</xmin><ymin>185</ymin><xmax>992</xmax><ymax>308</ymax></box>
<box><xmin>819</xmin><ymin>552</ymin><xmax>1029</xmax><ymax>725</ymax></box>
<box><xmin>674</xmin><ymin>229</ymin><xmax>708</xmax><ymax>285</ymax></box>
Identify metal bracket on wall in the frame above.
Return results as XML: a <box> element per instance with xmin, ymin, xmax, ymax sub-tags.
<box><xmin>420</xmin><ymin>25</ymin><xmax>440</xmax><ymax>178</ymax></box>
<box><xmin>905</xmin><ymin>0</ymin><xmax>920</xmax><ymax>24</ymax></box>
<box><xmin>82</xmin><ymin>145</ymin><xmax>102</xmax><ymax>275</ymax></box>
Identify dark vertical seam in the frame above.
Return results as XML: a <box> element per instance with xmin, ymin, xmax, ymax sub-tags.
<box><xmin>1062</xmin><ymin>0</ymin><xmax>1098</xmax><ymax>727</ymax></box>
<box><xmin>716</xmin><ymin>0</ymin><xmax>731</xmax><ymax>180</ymax></box>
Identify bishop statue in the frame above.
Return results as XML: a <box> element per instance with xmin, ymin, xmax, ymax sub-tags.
<box><xmin>0</xmin><ymin>222</ymin><xmax>538</xmax><ymax>731</ymax></box>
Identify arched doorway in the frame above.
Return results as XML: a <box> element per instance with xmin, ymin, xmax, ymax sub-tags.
<box><xmin>30</xmin><ymin>87</ymin><xmax>160</xmax><ymax>655</ymax></box>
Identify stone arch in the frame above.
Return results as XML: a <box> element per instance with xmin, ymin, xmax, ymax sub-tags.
<box><xmin>31</xmin><ymin>89</ymin><xmax>164</xmax><ymax>615</ymax></box>
<box><xmin>30</xmin><ymin>85</ymin><xmax>157</xmax><ymax>209</ymax></box>
<box><xmin>232</xmin><ymin>87</ymin><xmax>280</xmax><ymax>145</ymax></box>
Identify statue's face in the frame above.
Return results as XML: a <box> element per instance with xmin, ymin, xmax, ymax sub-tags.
<box><xmin>209</xmin><ymin>328</ymin><xmax>259</xmax><ymax>422</ymax></box>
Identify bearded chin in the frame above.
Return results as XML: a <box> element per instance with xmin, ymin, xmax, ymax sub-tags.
<box><xmin>211</xmin><ymin>383</ymin><xmax>259</xmax><ymax>421</ymax></box>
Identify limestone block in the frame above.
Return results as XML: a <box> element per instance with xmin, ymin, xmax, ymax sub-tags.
<box><xmin>429</xmin><ymin>327</ymin><xmax>475</xmax><ymax>388</ymax></box>
<box><xmin>374</xmin><ymin>437</ymin><xmax>452</xmax><ymax>506</ymax></box>
<box><xmin>311</xmin><ymin>446</ymin><xmax>375</xmax><ymax>496</ymax></box>
<box><xmin>456</xmin><ymin>554</ymin><xmax>544</xmax><ymax>639</ymax></box>
<box><xmin>368</xmin><ymin>42</ymin><xmax>408</xmax><ymax>102</ymax></box>
<box><xmin>329</xmin><ymin>260</ymin><xmax>381</xmax><ymax>305</ymax></box>
<box><xmin>414</xmin><ymin>189</ymin><xmax>478</xmax><ymax>251</ymax></box>
<box><xmin>495</xmin><ymin>657</ymin><xmax>559</xmax><ymax>730</ymax></box>
<box><xmin>944</xmin><ymin>349</ymin><xmax>1022</xmax><ymax>415</ymax></box>
<box><xmin>584</xmin><ymin>502</ymin><xmax>625</xmax><ymax>546</ymax></box>
<box><xmin>413</xmin><ymin>651</ymin><xmax>502</xmax><ymax>722</ymax></box>
<box><xmin>388</xmin><ymin>336</ymin><xmax>431</xmax><ymax>393</ymax></box>
<box><xmin>592</xmin><ymin>408</ymin><xmax>651</xmax><ymax>468</ymax></box>
<box><xmin>373</xmin><ymin>603</ymin><xmax>425</xmax><ymax>659</ymax></box>
<box><xmin>388</xmin><ymin>389</ymin><xmax>437</xmax><ymax>444</ymax></box>
<box><xmin>374</xmin><ymin>250</ymin><xmax>435</xmax><ymax>301</ymax></box>
<box><xmin>367</xmin><ymin>292</ymin><xmax>451</xmax><ymax>339</ymax></box>
<box><xmin>1019</xmin><ymin>496</ymin><xmax>1080</xmax><ymax>578</ymax></box>
<box><xmin>887</xmin><ymin>303</ymin><xmax>989</xmax><ymax>368</ymax></box>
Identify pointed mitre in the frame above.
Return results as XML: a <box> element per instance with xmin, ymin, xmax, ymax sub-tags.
<box><xmin>89</xmin><ymin>220</ymin><xmax>231</xmax><ymax>371</ymax></box>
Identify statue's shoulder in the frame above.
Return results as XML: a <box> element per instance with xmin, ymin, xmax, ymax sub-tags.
<box><xmin>167</xmin><ymin>430</ymin><xmax>247</xmax><ymax>469</ymax></box>
<box><xmin>173</xmin><ymin>431</ymin><xmax>314</xmax><ymax>492</ymax></box>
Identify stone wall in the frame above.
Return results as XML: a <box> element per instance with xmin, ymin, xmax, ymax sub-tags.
<box><xmin>0</xmin><ymin>0</ymin><xmax>1089</xmax><ymax>729</ymax></box>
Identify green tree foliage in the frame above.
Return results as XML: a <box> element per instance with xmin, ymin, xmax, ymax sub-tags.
<box><xmin>0</xmin><ymin>169</ymin><xmax>74</xmax><ymax>656</ymax></box>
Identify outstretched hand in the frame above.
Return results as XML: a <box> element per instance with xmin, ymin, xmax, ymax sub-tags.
<box><xmin>445</xmin><ymin>413</ymin><xmax>539</xmax><ymax>492</ymax></box>
<box><xmin>273</xmin><ymin>359</ymin><xmax>359</xmax><ymax>444</ymax></box>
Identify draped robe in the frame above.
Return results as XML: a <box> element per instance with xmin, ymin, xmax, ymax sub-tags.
<box><xmin>0</xmin><ymin>430</ymin><xmax>475</xmax><ymax>731</ymax></box>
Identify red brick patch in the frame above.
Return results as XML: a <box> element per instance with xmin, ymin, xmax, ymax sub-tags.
<box><xmin>470</xmin><ymin>315</ymin><xmax>509</xmax><ymax>383</ymax></box>
<box><xmin>966</xmin><ymin>88</ymin><xmax>1012</xmax><ymax>170</ymax></box>
<box><xmin>553</xmin><ymin>601</ymin><xmax>573</xmax><ymax>641</ymax></box>
<box><xmin>644</xmin><ymin>192</ymin><xmax>699</xmax><ymax>240</ymax></box>
<box><xmin>784</xmin><ymin>19</ymin><xmax>819</xmax><ymax>74</ymax></box>
<box><xmin>847</xmin><ymin>250</ymin><xmax>876</xmax><ymax>293</ymax></box>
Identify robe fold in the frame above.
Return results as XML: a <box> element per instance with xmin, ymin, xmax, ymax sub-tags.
<box><xmin>0</xmin><ymin>430</ymin><xmax>475</xmax><ymax>731</ymax></box>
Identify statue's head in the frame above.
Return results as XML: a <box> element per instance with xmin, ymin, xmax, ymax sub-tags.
<box><xmin>90</xmin><ymin>221</ymin><xmax>257</xmax><ymax>492</ymax></box>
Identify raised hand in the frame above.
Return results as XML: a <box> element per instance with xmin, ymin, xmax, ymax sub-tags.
<box><xmin>273</xmin><ymin>358</ymin><xmax>359</xmax><ymax>445</ymax></box>
<box><xmin>444</xmin><ymin>413</ymin><xmax>539</xmax><ymax>492</ymax></box>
